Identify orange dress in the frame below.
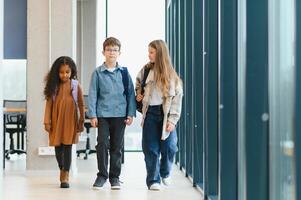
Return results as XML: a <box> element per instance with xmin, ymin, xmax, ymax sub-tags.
<box><xmin>44</xmin><ymin>80</ymin><xmax>85</xmax><ymax>146</ymax></box>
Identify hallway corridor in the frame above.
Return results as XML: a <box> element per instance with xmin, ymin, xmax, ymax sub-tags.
<box><xmin>3</xmin><ymin>153</ymin><xmax>201</xmax><ymax>200</ymax></box>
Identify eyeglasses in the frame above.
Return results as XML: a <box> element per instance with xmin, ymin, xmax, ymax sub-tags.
<box><xmin>105</xmin><ymin>48</ymin><xmax>120</xmax><ymax>53</ymax></box>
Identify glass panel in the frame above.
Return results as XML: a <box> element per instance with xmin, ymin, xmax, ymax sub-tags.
<box><xmin>237</xmin><ymin>0</ymin><xmax>247</xmax><ymax>199</ymax></box>
<box><xmin>269</xmin><ymin>0</ymin><xmax>296</xmax><ymax>199</ymax></box>
<box><xmin>107</xmin><ymin>0</ymin><xmax>165</xmax><ymax>151</ymax></box>
<box><xmin>3</xmin><ymin>59</ymin><xmax>26</xmax><ymax>100</ymax></box>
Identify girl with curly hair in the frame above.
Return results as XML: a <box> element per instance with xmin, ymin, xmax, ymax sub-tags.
<box><xmin>43</xmin><ymin>56</ymin><xmax>85</xmax><ymax>188</ymax></box>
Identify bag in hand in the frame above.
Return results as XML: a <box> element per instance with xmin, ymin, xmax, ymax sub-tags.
<box><xmin>136</xmin><ymin>66</ymin><xmax>150</xmax><ymax>113</ymax></box>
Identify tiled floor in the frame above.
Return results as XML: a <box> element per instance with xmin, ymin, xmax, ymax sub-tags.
<box><xmin>2</xmin><ymin>152</ymin><xmax>202</xmax><ymax>200</ymax></box>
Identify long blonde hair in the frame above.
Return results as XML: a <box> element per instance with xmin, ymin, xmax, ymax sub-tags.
<box><xmin>149</xmin><ymin>40</ymin><xmax>181</xmax><ymax>98</ymax></box>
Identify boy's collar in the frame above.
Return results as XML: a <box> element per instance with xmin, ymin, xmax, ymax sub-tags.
<box><xmin>100</xmin><ymin>62</ymin><xmax>122</xmax><ymax>72</ymax></box>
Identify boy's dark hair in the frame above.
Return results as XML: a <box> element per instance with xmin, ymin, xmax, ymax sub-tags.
<box><xmin>103</xmin><ymin>37</ymin><xmax>121</xmax><ymax>51</ymax></box>
<box><xmin>44</xmin><ymin>56</ymin><xmax>77</xmax><ymax>100</ymax></box>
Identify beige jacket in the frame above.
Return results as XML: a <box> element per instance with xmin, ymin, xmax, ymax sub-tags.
<box><xmin>136</xmin><ymin>65</ymin><xmax>183</xmax><ymax>140</ymax></box>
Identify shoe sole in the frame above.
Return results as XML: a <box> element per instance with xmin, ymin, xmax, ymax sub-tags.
<box><xmin>111</xmin><ymin>186</ymin><xmax>121</xmax><ymax>190</ymax></box>
<box><xmin>149</xmin><ymin>188</ymin><xmax>161</xmax><ymax>191</ymax></box>
<box><xmin>93</xmin><ymin>186</ymin><xmax>104</xmax><ymax>190</ymax></box>
<box><xmin>60</xmin><ymin>183</ymin><xmax>70</xmax><ymax>188</ymax></box>
<box><xmin>149</xmin><ymin>185</ymin><xmax>161</xmax><ymax>191</ymax></box>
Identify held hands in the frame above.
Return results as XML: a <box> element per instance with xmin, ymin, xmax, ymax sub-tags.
<box><xmin>124</xmin><ymin>116</ymin><xmax>133</xmax><ymax>126</ymax></box>
<box><xmin>166</xmin><ymin>121</ymin><xmax>175</xmax><ymax>132</ymax></box>
<box><xmin>90</xmin><ymin>118</ymin><xmax>98</xmax><ymax>128</ymax></box>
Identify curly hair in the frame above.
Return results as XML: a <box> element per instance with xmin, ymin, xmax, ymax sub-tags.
<box><xmin>44</xmin><ymin>56</ymin><xmax>77</xmax><ymax>100</ymax></box>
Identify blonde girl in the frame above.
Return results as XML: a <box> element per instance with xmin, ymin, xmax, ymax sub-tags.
<box><xmin>136</xmin><ymin>40</ymin><xmax>183</xmax><ymax>190</ymax></box>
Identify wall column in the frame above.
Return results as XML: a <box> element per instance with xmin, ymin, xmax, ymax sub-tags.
<box><xmin>77</xmin><ymin>0</ymin><xmax>97</xmax><ymax>93</ymax></box>
<box><xmin>27</xmin><ymin>0</ymin><xmax>77</xmax><ymax>171</ymax></box>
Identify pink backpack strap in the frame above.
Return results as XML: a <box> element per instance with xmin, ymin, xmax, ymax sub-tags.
<box><xmin>52</xmin><ymin>79</ymin><xmax>78</xmax><ymax>104</ymax></box>
<box><xmin>71</xmin><ymin>79</ymin><xmax>78</xmax><ymax>105</ymax></box>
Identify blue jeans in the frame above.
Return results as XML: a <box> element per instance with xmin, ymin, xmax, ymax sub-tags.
<box><xmin>142</xmin><ymin>105</ymin><xmax>178</xmax><ymax>187</ymax></box>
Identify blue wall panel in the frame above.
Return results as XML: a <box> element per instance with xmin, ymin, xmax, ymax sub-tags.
<box><xmin>245</xmin><ymin>0</ymin><xmax>269</xmax><ymax>199</ymax></box>
<box><xmin>4</xmin><ymin>0</ymin><xmax>27</xmax><ymax>59</ymax></box>
<box><xmin>219</xmin><ymin>0</ymin><xmax>238</xmax><ymax>199</ymax></box>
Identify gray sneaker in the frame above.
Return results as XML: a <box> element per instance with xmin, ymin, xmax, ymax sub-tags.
<box><xmin>93</xmin><ymin>176</ymin><xmax>106</xmax><ymax>190</ymax></box>
<box><xmin>110</xmin><ymin>178</ymin><xmax>121</xmax><ymax>190</ymax></box>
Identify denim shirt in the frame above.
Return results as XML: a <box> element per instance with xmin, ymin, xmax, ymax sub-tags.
<box><xmin>88</xmin><ymin>63</ymin><xmax>136</xmax><ymax>118</ymax></box>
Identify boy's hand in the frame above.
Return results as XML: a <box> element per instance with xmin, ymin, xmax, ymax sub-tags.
<box><xmin>90</xmin><ymin>118</ymin><xmax>98</xmax><ymax>128</ymax></box>
<box><xmin>136</xmin><ymin>94</ymin><xmax>143</xmax><ymax>102</ymax></box>
<box><xmin>44</xmin><ymin>124</ymin><xmax>51</xmax><ymax>132</ymax></box>
<box><xmin>166</xmin><ymin>121</ymin><xmax>175</xmax><ymax>132</ymax></box>
<box><xmin>124</xmin><ymin>116</ymin><xmax>133</xmax><ymax>125</ymax></box>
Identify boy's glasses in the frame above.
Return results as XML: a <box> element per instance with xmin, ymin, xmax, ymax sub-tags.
<box><xmin>105</xmin><ymin>48</ymin><xmax>120</xmax><ymax>53</ymax></box>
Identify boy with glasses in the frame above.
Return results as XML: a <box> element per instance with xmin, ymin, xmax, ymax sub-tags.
<box><xmin>88</xmin><ymin>37</ymin><xmax>136</xmax><ymax>190</ymax></box>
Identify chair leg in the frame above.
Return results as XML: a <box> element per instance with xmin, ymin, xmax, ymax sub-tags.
<box><xmin>3</xmin><ymin>126</ymin><xmax>5</xmax><ymax>168</ymax></box>
<box><xmin>9</xmin><ymin>133</ymin><xmax>14</xmax><ymax>152</ymax></box>
<box><xmin>21</xmin><ymin>132</ymin><xmax>24</xmax><ymax>150</ymax></box>
<box><xmin>76</xmin><ymin>129</ymin><xmax>91</xmax><ymax>159</ymax></box>
<box><xmin>76</xmin><ymin>126</ymin><xmax>97</xmax><ymax>159</ymax></box>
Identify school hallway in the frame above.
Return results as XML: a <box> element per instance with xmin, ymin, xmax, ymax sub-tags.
<box><xmin>1</xmin><ymin>0</ymin><xmax>301</xmax><ymax>200</ymax></box>
<box><xmin>3</xmin><ymin>153</ymin><xmax>201</xmax><ymax>200</ymax></box>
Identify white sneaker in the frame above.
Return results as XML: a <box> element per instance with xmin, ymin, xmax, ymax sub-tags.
<box><xmin>149</xmin><ymin>183</ymin><xmax>161</xmax><ymax>191</ymax></box>
<box><xmin>162</xmin><ymin>176</ymin><xmax>171</xmax><ymax>186</ymax></box>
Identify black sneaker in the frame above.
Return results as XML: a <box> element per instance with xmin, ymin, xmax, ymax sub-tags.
<box><xmin>110</xmin><ymin>178</ymin><xmax>121</xmax><ymax>190</ymax></box>
<box><xmin>93</xmin><ymin>176</ymin><xmax>106</xmax><ymax>190</ymax></box>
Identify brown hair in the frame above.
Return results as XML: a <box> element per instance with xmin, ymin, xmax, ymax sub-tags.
<box><xmin>103</xmin><ymin>37</ymin><xmax>121</xmax><ymax>51</ymax></box>
<box><xmin>148</xmin><ymin>39</ymin><xmax>181</xmax><ymax>98</ymax></box>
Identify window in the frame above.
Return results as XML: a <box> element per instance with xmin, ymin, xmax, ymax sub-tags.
<box><xmin>269</xmin><ymin>0</ymin><xmax>296</xmax><ymax>199</ymax></box>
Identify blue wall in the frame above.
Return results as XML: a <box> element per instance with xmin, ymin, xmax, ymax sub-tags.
<box><xmin>4</xmin><ymin>0</ymin><xmax>27</xmax><ymax>59</ymax></box>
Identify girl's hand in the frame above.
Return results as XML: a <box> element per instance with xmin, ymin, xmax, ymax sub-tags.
<box><xmin>90</xmin><ymin>118</ymin><xmax>98</xmax><ymax>128</ymax></box>
<box><xmin>136</xmin><ymin>94</ymin><xmax>143</xmax><ymax>102</ymax></box>
<box><xmin>77</xmin><ymin>124</ymin><xmax>84</xmax><ymax>132</ymax></box>
<box><xmin>166</xmin><ymin>121</ymin><xmax>175</xmax><ymax>132</ymax></box>
<box><xmin>77</xmin><ymin>120</ymin><xmax>84</xmax><ymax>132</ymax></box>
<box><xmin>44</xmin><ymin>124</ymin><xmax>51</xmax><ymax>132</ymax></box>
<box><xmin>124</xmin><ymin>116</ymin><xmax>133</xmax><ymax>125</ymax></box>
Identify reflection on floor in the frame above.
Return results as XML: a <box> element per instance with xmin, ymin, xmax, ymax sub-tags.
<box><xmin>3</xmin><ymin>152</ymin><xmax>202</xmax><ymax>200</ymax></box>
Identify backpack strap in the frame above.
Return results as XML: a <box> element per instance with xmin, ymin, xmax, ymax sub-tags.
<box><xmin>121</xmin><ymin>67</ymin><xmax>129</xmax><ymax>96</ymax></box>
<box><xmin>71</xmin><ymin>79</ymin><xmax>79</xmax><ymax>105</ymax></box>
<box><xmin>52</xmin><ymin>79</ymin><xmax>78</xmax><ymax>104</ymax></box>
<box><xmin>121</xmin><ymin>67</ymin><xmax>129</xmax><ymax>116</ymax></box>
<box><xmin>141</xmin><ymin>66</ymin><xmax>150</xmax><ymax>95</ymax></box>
